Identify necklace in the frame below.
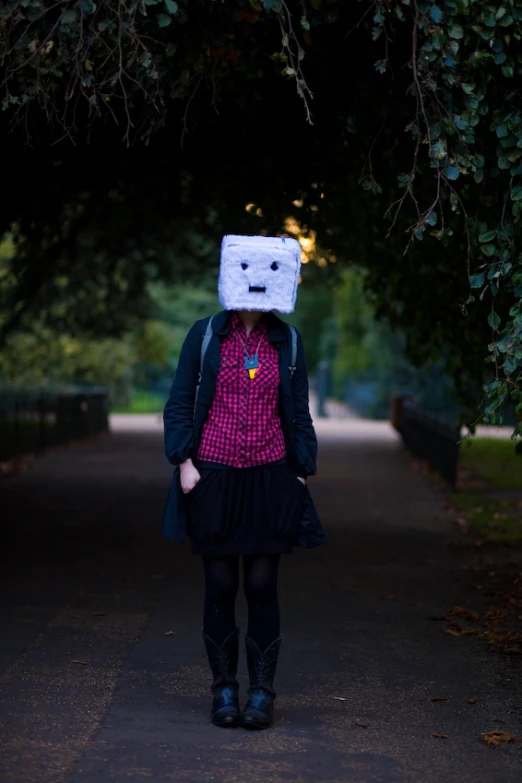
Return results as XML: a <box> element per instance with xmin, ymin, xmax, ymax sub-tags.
<box><xmin>235</xmin><ymin>329</ymin><xmax>263</xmax><ymax>379</ymax></box>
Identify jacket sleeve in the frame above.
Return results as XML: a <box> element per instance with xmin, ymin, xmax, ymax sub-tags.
<box><xmin>163</xmin><ymin>320</ymin><xmax>202</xmax><ymax>465</ymax></box>
<box><xmin>292</xmin><ymin>331</ymin><xmax>318</xmax><ymax>477</ymax></box>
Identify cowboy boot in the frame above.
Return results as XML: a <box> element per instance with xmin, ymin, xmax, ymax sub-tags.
<box><xmin>241</xmin><ymin>636</ymin><xmax>281</xmax><ymax>730</ymax></box>
<box><xmin>202</xmin><ymin>628</ymin><xmax>240</xmax><ymax>727</ymax></box>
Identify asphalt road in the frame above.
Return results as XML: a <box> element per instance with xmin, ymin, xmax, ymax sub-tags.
<box><xmin>0</xmin><ymin>415</ymin><xmax>520</xmax><ymax>783</ymax></box>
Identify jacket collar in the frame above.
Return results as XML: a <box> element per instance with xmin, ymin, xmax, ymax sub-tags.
<box><xmin>212</xmin><ymin>310</ymin><xmax>288</xmax><ymax>344</ymax></box>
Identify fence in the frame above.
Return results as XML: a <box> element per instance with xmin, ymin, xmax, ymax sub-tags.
<box><xmin>0</xmin><ymin>386</ymin><xmax>109</xmax><ymax>462</ymax></box>
<box><xmin>392</xmin><ymin>396</ymin><xmax>461</xmax><ymax>487</ymax></box>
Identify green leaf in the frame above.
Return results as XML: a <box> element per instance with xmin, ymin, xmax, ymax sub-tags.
<box><xmin>79</xmin><ymin>0</ymin><xmax>96</xmax><ymax>13</ymax></box>
<box><xmin>446</xmin><ymin>164</ymin><xmax>459</xmax><ymax>180</ymax></box>
<box><xmin>454</xmin><ymin>115</ymin><xmax>469</xmax><ymax>130</ymax></box>
<box><xmin>502</xmin><ymin>65</ymin><xmax>514</xmax><ymax>77</ymax></box>
<box><xmin>480</xmin><ymin>244</ymin><xmax>496</xmax><ymax>257</ymax></box>
<box><xmin>479</xmin><ymin>230</ymin><xmax>497</xmax><ymax>242</ymax></box>
<box><xmin>300</xmin><ymin>16</ymin><xmax>310</xmax><ymax>30</ymax></box>
<box><xmin>496</xmin><ymin>124</ymin><xmax>509</xmax><ymax>137</ymax></box>
<box><xmin>488</xmin><ymin>311</ymin><xmax>501</xmax><ymax>330</ymax></box>
<box><xmin>498</xmin><ymin>156</ymin><xmax>511</xmax><ymax>169</ymax></box>
<box><xmin>448</xmin><ymin>24</ymin><xmax>464</xmax><ymax>39</ymax></box>
<box><xmin>429</xmin><ymin>5</ymin><xmax>442</xmax><ymax>23</ymax></box>
<box><xmin>427</xmin><ymin>211</ymin><xmax>437</xmax><ymax>226</ymax></box>
<box><xmin>262</xmin><ymin>0</ymin><xmax>283</xmax><ymax>10</ymax></box>
<box><xmin>470</xmin><ymin>272</ymin><xmax>485</xmax><ymax>287</ymax></box>
<box><xmin>165</xmin><ymin>0</ymin><xmax>178</xmax><ymax>12</ymax></box>
<box><xmin>61</xmin><ymin>9</ymin><xmax>77</xmax><ymax>24</ymax></box>
<box><xmin>474</xmin><ymin>169</ymin><xmax>484</xmax><ymax>183</ymax></box>
<box><xmin>432</xmin><ymin>140</ymin><xmax>446</xmax><ymax>160</ymax></box>
<box><xmin>511</xmin><ymin>186</ymin><xmax>522</xmax><ymax>200</ymax></box>
<box><xmin>157</xmin><ymin>12</ymin><xmax>171</xmax><ymax>26</ymax></box>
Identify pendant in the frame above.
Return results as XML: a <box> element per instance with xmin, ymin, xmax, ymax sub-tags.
<box><xmin>244</xmin><ymin>354</ymin><xmax>259</xmax><ymax>380</ymax></box>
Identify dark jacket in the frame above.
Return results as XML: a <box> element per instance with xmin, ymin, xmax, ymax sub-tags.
<box><xmin>161</xmin><ymin>310</ymin><xmax>326</xmax><ymax>548</ymax></box>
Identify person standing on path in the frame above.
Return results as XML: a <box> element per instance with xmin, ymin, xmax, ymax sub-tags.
<box><xmin>162</xmin><ymin>234</ymin><xmax>326</xmax><ymax>730</ymax></box>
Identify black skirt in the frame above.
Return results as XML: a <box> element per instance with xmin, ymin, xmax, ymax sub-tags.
<box><xmin>184</xmin><ymin>460</ymin><xmax>306</xmax><ymax>557</ymax></box>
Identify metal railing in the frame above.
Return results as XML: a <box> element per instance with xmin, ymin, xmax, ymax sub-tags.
<box><xmin>0</xmin><ymin>385</ymin><xmax>109</xmax><ymax>462</ymax></box>
<box><xmin>392</xmin><ymin>396</ymin><xmax>461</xmax><ymax>487</ymax></box>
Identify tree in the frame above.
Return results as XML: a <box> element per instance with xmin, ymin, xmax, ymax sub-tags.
<box><xmin>0</xmin><ymin>1</ymin><xmax>520</xmax><ymax>443</ymax></box>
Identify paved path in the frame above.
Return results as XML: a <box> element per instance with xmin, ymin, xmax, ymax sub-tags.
<box><xmin>1</xmin><ymin>416</ymin><xmax>521</xmax><ymax>783</ymax></box>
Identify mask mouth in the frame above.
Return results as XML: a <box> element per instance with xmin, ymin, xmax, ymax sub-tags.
<box><xmin>249</xmin><ymin>285</ymin><xmax>266</xmax><ymax>293</ymax></box>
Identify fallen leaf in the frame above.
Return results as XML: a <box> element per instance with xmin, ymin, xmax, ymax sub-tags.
<box><xmin>484</xmin><ymin>609</ymin><xmax>509</xmax><ymax>622</ymax></box>
<box><xmin>448</xmin><ymin>606</ymin><xmax>481</xmax><ymax>622</ymax></box>
<box><xmin>432</xmin><ymin>731</ymin><xmax>448</xmax><ymax>739</ymax></box>
<box><xmin>164</xmin><ymin>630</ymin><xmax>175</xmax><ymax>636</ymax></box>
<box><xmin>482</xmin><ymin>729</ymin><xmax>517</xmax><ymax>747</ymax></box>
<box><xmin>467</xmin><ymin>698</ymin><xmax>478</xmax><ymax>704</ymax></box>
<box><xmin>333</xmin><ymin>696</ymin><xmax>346</xmax><ymax>701</ymax></box>
<box><xmin>427</xmin><ymin>696</ymin><xmax>451</xmax><ymax>704</ymax></box>
<box><xmin>444</xmin><ymin>623</ymin><xmax>478</xmax><ymax>637</ymax></box>
<box><xmin>70</xmin><ymin>659</ymin><xmax>89</xmax><ymax>666</ymax></box>
<box><xmin>354</xmin><ymin>719</ymin><xmax>367</xmax><ymax>729</ymax></box>
<box><xmin>106</xmin><ymin>685</ymin><xmax>115</xmax><ymax>691</ymax></box>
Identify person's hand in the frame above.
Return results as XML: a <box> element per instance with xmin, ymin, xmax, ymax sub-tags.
<box><xmin>297</xmin><ymin>476</ymin><xmax>306</xmax><ymax>486</ymax></box>
<box><xmin>180</xmin><ymin>459</ymin><xmax>201</xmax><ymax>494</ymax></box>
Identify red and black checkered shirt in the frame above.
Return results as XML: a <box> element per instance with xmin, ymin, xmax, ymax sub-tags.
<box><xmin>197</xmin><ymin>313</ymin><xmax>286</xmax><ymax>468</ymax></box>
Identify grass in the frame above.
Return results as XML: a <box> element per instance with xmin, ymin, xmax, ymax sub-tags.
<box><xmin>111</xmin><ymin>390</ymin><xmax>166</xmax><ymax>414</ymax></box>
<box><xmin>460</xmin><ymin>436</ymin><xmax>521</xmax><ymax>490</ymax></box>
<box><xmin>454</xmin><ymin>437</ymin><xmax>522</xmax><ymax>544</ymax></box>
<box><xmin>453</xmin><ymin>492</ymin><xmax>522</xmax><ymax>545</ymax></box>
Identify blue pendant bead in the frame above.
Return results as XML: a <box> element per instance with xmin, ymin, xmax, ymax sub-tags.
<box><xmin>244</xmin><ymin>355</ymin><xmax>259</xmax><ymax>370</ymax></box>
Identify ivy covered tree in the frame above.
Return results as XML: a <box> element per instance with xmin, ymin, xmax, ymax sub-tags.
<box><xmin>0</xmin><ymin>0</ymin><xmax>520</xmax><ymax>443</ymax></box>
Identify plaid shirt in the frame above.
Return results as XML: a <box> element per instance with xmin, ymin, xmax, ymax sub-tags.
<box><xmin>197</xmin><ymin>313</ymin><xmax>286</xmax><ymax>467</ymax></box>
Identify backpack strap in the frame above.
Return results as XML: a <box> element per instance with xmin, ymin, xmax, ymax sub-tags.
<box><xmin>195</xmin><ymin>316</ymin><xmax>214</xmax><ymax>410</ymax></box>
<box><xmin>288</xmin><ymin>324</ymin><xmax>298</xmax><ymax>381</ymax></box>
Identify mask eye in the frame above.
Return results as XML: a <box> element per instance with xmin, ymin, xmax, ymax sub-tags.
<box><xmin>241</xmin><ymin>262</ymin><xmax>248</xmax><ymax>270</ymax></box>
<box><xmin>270</xmin><ymin>262</ymin><xmax>279</xmax><ymax>271</ymax></box>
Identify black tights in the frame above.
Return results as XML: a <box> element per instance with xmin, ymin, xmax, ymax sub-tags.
<box><xmin>203</xmin><ymin>555</ymin><xmax>280</xmax><ymax>650</ymax></box>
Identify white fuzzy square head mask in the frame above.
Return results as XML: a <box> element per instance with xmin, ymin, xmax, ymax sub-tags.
<box><xmin>218</xmin><ymin>234</ymin><xmax>301</xmax><ymax>314</ymax></box>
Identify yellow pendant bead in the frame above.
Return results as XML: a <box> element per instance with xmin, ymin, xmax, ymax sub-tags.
<box><xmin>248</xmin><ymin>368</ymin><xmax>258</xmax><ymax>379</ymax></box>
